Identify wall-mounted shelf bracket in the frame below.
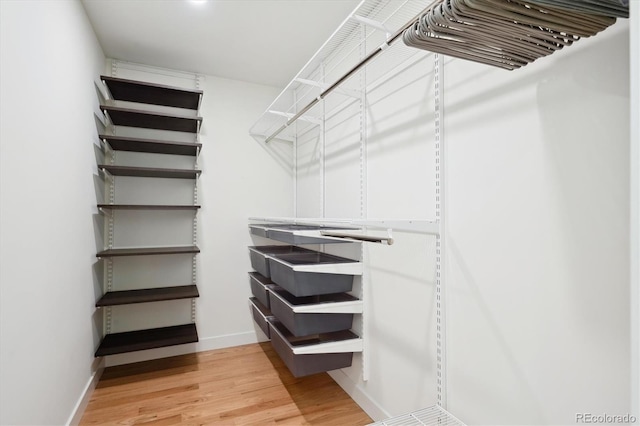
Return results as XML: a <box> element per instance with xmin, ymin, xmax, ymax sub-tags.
<box><xmin>98</xmin><ymin>206</ymin><xmax>113</xmax><ymax>216</ymax></box>
<box><xmin>349</xmin><ymin>14</ymin><xmax>391</xmax><ymax>39</ymax></box>
<box><xmin>292</xmin><ymin>336</ymin><xmax>363</xmax><ymax>355</ymax></box>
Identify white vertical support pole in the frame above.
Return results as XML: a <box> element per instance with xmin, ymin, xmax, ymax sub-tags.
<box><xmin>320</xmin><ymin>62</ymin><xmax>326</xmax><ymax>219</ymax></box>
<box><xmin>360</xmin><ymin>20</ymin><xmax>370</xmax><ymax>382</ymax></box>
<box><xmin>434</xmin><ymin>53</ymin><xmax>447</xmax><ymax>409</ymax></box>
<box><xmin>109</xmin><ymin>63</ymin><xmax>117</xmax><ymax>137</ymax></box>
<box><xmin>104</xmin><ymin>61</ymin><xmax>118</xmax><ymax>336</ymax></box>
<box><xmin>103</xmin><ymin>60</ymin><xmax>118</xmax><ymax>335</ymax></box>
<box><xmin>294</xmin><ymin>90</ymin><xmax>298</xmax><ymax>218</ymax></box>
<box><xmin>105</xmin><ymin>260</ymin><xmax>113</xmax><ymax>335</ymax></box>
<box><xmin>630</xmin><ymin>1</ymin><xmax>639</xmax><ymax>420</ymax></box>
<box><xmin>191</xmin><ymin>75</ymin><xmax>202</xmax><ymax>325</ymax></box>
<box><xmin>105</xmin><ymin>146</ymin><xmax>115</xmax><ymax>335</ymax></box>
<box><xmin>191</xmin><ymin>174</ymin><xmax>198</xmax><ymax>324</ymax></box>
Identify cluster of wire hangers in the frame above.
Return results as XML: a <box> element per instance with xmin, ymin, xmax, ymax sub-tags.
<box><xmin>402</xmin><ymin>0</ymin><xmax>629</xmax><ymax>70</ymax></box>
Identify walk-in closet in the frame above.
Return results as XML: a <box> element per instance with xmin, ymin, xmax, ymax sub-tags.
<box><xmin>1</xmin><ymin>0</ymin><xmax>638</xmax><ymax>425</ymax></box>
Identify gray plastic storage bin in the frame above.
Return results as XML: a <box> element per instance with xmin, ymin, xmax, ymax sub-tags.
<box><xmin>250</xmin><ymin>224</ymin><xmax>321</xmax><ymax>242</ymax></box>
<box><xmin>269</xmin><ymin>320</ymin><xmax>356</xmax><ymax>377</ymax></box>
<box><xmin>249</xmin><ymin>224</ymin><xmax>270</xmax><ymax>238</ymax></box>
<box><xmin>269</xmin><ymin>287</ymin><xmax>357</xmax><ymax>336</ymax></box>
<box><xmin>248</xmin><ymin>272</ymin><xmax>276</xmax><ymax>308</ymax></box>
<box><xmin>248</xmin><ymin>245</ymin><xmax>313</xmax><ymax>278</ymax></box>
<box><xmin>268</xmin><ymin>252</ymin><xmax>356</xmax><ymax>297</ymax></box>
<box><xmin>249</xmin><ymin>297</ymin><xmax>273</xmax><ymax>338</ymax></box>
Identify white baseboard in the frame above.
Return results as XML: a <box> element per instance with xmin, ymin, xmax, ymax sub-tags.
<box><xmin>328</xmin><ymin>369</ymin><xmax>390</xmax><ymax>422</ymax></box>
<box><xmin>104</xmin><ymin>331</ymin><xmax>260</xmax><ymax>367</ymax></box>
<box><xmin>66</xmin><ymin>358</ymin><xmax>105</xmax><ymax>426</ymax></box>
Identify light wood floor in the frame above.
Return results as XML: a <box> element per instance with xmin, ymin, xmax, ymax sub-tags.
<box><xmin>80</xmin><ymin>342</ymin><xmax>372</xmax><ymax>425</ymax></box>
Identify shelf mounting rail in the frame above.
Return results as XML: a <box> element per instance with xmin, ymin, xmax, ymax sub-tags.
<box><xmin>263</xmin><ymin>0</ymin><xmax>440</xmax><ymax>144</ymax></box>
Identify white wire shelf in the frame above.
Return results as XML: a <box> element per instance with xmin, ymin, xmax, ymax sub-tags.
<box><xmin>370</xmin><ymin>405</ymin><xmax>466</xmax><ymax>426</ymax></box>
<box><xmin>249</xmin><ymin>0</ymin><xmax>430</xmax><ymax>144</ymax></box>
<box><xmin>249</xmin><ymin>216</ymin><xmax>439</xmax><ymax>235</ymax></box>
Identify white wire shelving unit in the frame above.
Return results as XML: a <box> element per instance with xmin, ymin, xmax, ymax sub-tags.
<box><xmin>369</xmin><ymin>405</ymin><xmax>466</xmax><ymax>426</ymax></box>
<box><xmin>248</xmin><ymin>1</ymin><xmax>463</xmax><ymax>424</ymax></box>
<box><xmin>249</xmin><ymin>0</ymin><xmax>434</xmax><ymax>144</ymax></box>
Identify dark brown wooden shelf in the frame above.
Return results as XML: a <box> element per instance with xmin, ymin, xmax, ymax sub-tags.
<box><xmin>100</xmin><ymin>105</ymin><xmax>202</xmax><ymax>133</ymax></box>
<box><xmin>98</xmin><ymin>204</ymin><xmax>201</xmax><ymax>210</ymax></box>
<box><xmin>101</xmin><ymin>75</ymin><xmax>202</xmax><ymax>110</ymax></box>
<box><xmin>96</xmin><ymin>285</ymin><xmax>199</xmax><ymax>307</ymax></box>
<box><xmin>97</xmin><ymin>245</ymin><xmax>200</xmax><ymax>258</ymax></box>
<box><xmin>95</xmin><ymin>323</ymin><xmax>198</xmax><ymax>356</ymax></box>
<box><xmin>98</xmin><ymin>165</ymin><xmax>201</xmax><ymax>179</ymax></box>
<box><xmin>99</xmin><ymin>134</ymin><xmax>201</xmax><ymax>156</ymax></box>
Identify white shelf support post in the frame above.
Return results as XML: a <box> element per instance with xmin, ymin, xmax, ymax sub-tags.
<box><xmin>293</xmin><ymin>89</ymin><xmax>298</xmax><ymax>218</ymax></box>
<box><xmin>434</xmin><ymin>52</ymin><xmax>447</xmax><ymax>409</ymax></box>
<box><xmin>104</xmin><ymin>146</ymin><xmax>116</xmax><ymax>336</ymax></box>
<box><xmin>191</xmin><ymin>175</ymin><xmax>198</xmax><ymax>325</ymax></box>
<box><xmin>360</xmin><ymin>18</ymin><xmax>370</xmax><ymax>382</ymax></box>
<box><xmin>320</xmin><ymin>61</ymin><xmax>326</xmax><ymax>219</ymax></box>
<box><xmin>103</xmin><ymin>63</ymin><xmax>119</xmax><ymax>337</ymax></box>
<box><xmin>191</xmin><ymin>74</ymin><xmax>202</xmax><ymax>325</ymax></box>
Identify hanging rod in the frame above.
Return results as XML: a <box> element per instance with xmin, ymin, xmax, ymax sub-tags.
<box><xmin>264</xmin><ymin>0</ymin><xmax>440</xmax><ymax>144</ymax></box>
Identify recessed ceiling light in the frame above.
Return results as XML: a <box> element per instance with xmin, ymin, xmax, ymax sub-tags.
<box><xmin>189</xmin><ymin>0</ymin><xmax>208</xmax><ymax>5</ymax></box>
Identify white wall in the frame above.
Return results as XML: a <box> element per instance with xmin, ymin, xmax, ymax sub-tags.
<box><xmin>198</xmin><ymin>75</ymin><xmax>293</xmax><ymax>346</ymax></box>
<box><xmin>291</xmin><ymin>15</ymin><xmax>632</xmax><ymax>426</ymax></box>
<box><xmin>0</xmin><ymin>1</ymin><xmax>105</xmax><ymax>424</ymax></box>
<box><xmin>98</xmin><ymin>63</ymin><xmax>293</xmax><ymax>366</ymax></box>
<box><xmin>444</xmin><ymin>22</ymin><xmax>630</xmax><ymax>425</ymax></box>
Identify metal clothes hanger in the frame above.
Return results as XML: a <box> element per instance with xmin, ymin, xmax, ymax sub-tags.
<box><xmin>426</xmin><ymin>3</ymin><xmax>538</xmax><ymax>63</ymax></box>
<box><xmin>449</xmin><ymin>0</ymin><xmax>577</xmax><ymax>51</ymax></box>
<box><xmin>526</xmin><ymin>0</ymin><xmax>629</xmax><ymax>18</ymax></box>
<box><xmin>404</xmin><ymin>15</ymin><xmax>520</xmax><ymax>70</ymax></box>
<box><xmin>442</xmin><ymin>1</ymin><xmax>570</xmax><ymax>57</ymax></box>
<box><xmin>463</xmin><ymin>0</ymin><xmax>615</xmax><ymax>37</ymax></box>
<box><xmin>402</xmin><ymin>0</ymin><xmax>622</xmax><ymax>71</ymax></box>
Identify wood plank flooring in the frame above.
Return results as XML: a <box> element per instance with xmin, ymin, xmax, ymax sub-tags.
<box><xmin>80</xmin><ymin>342</ymin><xmax>372</xmax><ymax>425</ymax></box>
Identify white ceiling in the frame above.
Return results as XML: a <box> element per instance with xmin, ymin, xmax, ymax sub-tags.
<box><xmin>81</xmin><ymin>0</ymin><xmax>361</xmax><ymax>88</ymax></box>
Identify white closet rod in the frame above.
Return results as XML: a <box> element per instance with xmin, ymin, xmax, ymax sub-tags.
<box><xmin>249</xmin><ymin>216</ymin><xmax>439</xmax><ymax>235</ymax></box>
<box><xmin>263</xmin><ymin>0</ymin><xmax>440</xmax><ymax>144</ymax></box>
